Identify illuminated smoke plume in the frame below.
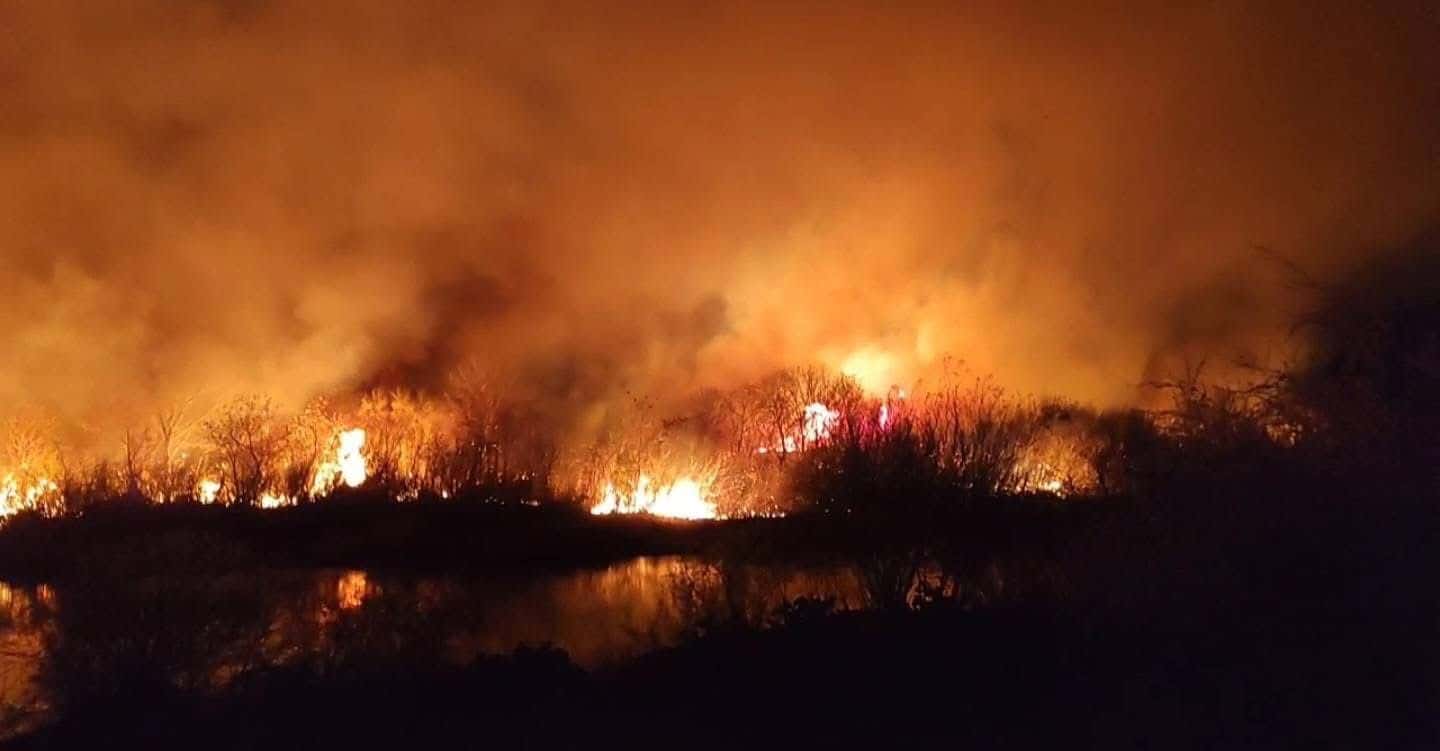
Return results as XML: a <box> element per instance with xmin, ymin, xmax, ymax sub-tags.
<box><xmin>0</xmin><ymin>0</ymin><xmax>1435</xmax><ymax>458</ymax></box>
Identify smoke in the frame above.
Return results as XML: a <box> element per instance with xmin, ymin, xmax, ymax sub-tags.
<box><xmin>0</xmin><ymin>0</ymin><xmax>1436</xmax><ymax>444</ymax></box>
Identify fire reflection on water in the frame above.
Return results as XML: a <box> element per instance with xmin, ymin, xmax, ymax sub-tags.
<box><xmin>0</xmin><ymin>557</ymin><xmax>863</xmax><ymax>735</ymax></box>
<box><xmin>0</xmin><ymin>582</ymin><xmax>49</xmax><ymax>737</ymax></box>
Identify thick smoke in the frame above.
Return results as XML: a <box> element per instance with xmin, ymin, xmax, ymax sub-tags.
<box><xmin>0</xmin><ymin>0</ymin><xmax>1436</xmax><ymax>447</ymax></box>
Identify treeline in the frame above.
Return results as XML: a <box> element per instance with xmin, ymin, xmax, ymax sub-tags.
<box><xmin>0</xmin><ymin>364</ymin><xmax>1153</xmax><ymax>517</ymax></box>
<box><xmin>1</xmin><ymin>269</ymin><xmax>1435</xmax><ymax>520</ymax></box>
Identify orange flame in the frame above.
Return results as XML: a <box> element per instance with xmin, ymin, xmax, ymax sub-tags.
<box><xmin>311</xmin><ymin>428</ymin><xmax>368</xmax><ymax>496</ymax></box>
<box><xmin>591</xmin><ymin>474</ymin><xmax>716</xmax><ymax>520</ymax></box>
<box><xmin>0</xmin><ymin>474</ymin><xmax>56</xmax><ymax>517</ymax></box>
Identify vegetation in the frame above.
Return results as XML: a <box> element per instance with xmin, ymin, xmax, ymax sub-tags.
<box><xmin>1</xmin><ymin>265</ymin><xmax>1436</xmax><ymax>747</ymax></box>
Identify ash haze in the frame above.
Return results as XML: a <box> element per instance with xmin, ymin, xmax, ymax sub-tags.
<box><xmin>0</xmin><ymin>0</ymin><xmax>1437</xmax><ymax>443</ymax></box>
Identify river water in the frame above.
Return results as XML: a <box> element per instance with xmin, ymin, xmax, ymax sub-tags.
<box><xmin>0</xmin><ymin>557</ymin><xmax>864</xmax><ymax>736</ymax></box>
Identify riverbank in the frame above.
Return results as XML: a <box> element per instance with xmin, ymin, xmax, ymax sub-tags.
<box><xmin>0</xmin><ymin>494</ymin><xmax>1113</xmax><ymax>582</ymax></box>
<box><xmin>1</xmin><ymin>486</ymin><xmax>1434</xmax><ymax>748</ymax></box>
<box><xmin>9</xmin><ymin>596</ymin><xmax>1432</xmax><ymax>749</ymax></box>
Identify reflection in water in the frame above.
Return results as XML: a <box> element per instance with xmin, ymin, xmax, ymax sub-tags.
<box><xmin>0</xmin><ymin>557</ymin><xmax>861</xmax><ymax>735</ymax></box>
<box><xmin>336</xmin><ymin>571</ymin><xmax>371</xmax><ymax>610</ymax></box>
<box><xmin>0</xmin><ymin>582</ymin><xmax>49</xmax><ymax>737</ymax></box>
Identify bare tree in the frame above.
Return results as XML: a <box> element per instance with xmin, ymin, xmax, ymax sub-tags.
<box><xmin>152</xmin><ymin>398</ymin><xmax>198</xmax><ymax>502</ymax></box>
<box><xmin>285</xmin><ymin>400</ymin><xmax>338</xmax><ymax>500</ymax></box>
<box><xmin>120</xmin><ymin>427</ymin><xmax>152</xmax><ymax>498</ymax></box>
<box><xmin>202</xmin><ymin>396</ymin><xmax>289</xmax><ymax>506</ymax></box>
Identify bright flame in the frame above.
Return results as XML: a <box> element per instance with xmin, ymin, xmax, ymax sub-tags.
<box><xmin>311</xmin><ymin>428</ymin><xmax>368</xmax><ymax>496</ymax></box>
<box><xmin>259</xmin><ymin>492</ymin><xmax>293</xmax><ymax>509</ymax></box>
<box><xmin>591</xmin><ymin>474</ymin><xmax>716</xmax><ymax>520</ymax></box>
<box><xmin>0</xmin><ymin>474</ymin><xmax>57</xmax><ymax>517</ymax></box>
<box><xmin>760</xmin><ymin>402</ymin><xmax>840</xmax><ymax>455</ymax></box>
<box><xmin>197</xmin><ymin>479</ymin><xmax>221</xmax><ymax>505</ymax></box>
<box><xmin>802</xmin><ymin>402</ymin><xmax>839</xmax><ymax>443</ymax></box>
<box><xmin>878</xmin><ymin>387</ymin><xmax>907</xmax><ymax>429</ymax></box>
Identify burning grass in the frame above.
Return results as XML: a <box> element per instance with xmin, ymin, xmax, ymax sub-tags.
<box><xmin>0</xmin><ymin>359</ymin><xmax>1341</xmax><ymax>525</ymax></box>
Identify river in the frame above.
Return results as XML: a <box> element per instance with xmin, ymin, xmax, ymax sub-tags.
<box><xmin>0</xmin><ymin>557</ymin><xmax>864</xmax><ymax>737</ymax></box>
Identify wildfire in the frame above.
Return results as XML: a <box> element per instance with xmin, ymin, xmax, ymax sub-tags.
<box><xmin>0</xmin><ymin>474</ymin><xmax>57</xmax><ymax>517</ymax></box>
<box><xmin>591</xmin><ymin>474</ymin><xmax>717</xmax><ymax>520</ymax></box>
<box><xmin>839</xmin><ymin>347</ymin><xmax>898</xmax><ymax>395</ymax></box>
<box><xmin>879</xmin><ymin>387</ymin><xmax>907</xmax><ymax>429</ymax></box>
<box><xmin>311</xmin><ymin>428</ymin><xmax>368</xmax><ymax>496</ymax></box>
<box><xmin>803</xmin><ymin>402</ymin><xmax>839</xmax><ymax>443</ymax></box>
<box><xmin>759</xmin><ymin>402</ymin><xmax>840</xmax><ymax>454</ymax></box>
<box><xmin>259</xmin><ymin>492</ymin><xmax>293</xmax><ymax>509</ymax></box>
<box><xmin>1012</xmin><ymin>460</ymin><xmax>1074</xmax><ymax>497</ymax></box>
<box><xmin>197</xmin><ymin>479</ymin><xmax>221</xmax><ymax>505</ymax></box>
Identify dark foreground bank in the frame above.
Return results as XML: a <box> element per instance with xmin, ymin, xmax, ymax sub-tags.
<box><xmin>8</xmin><ymin>596</ymin><xmax>1435</xmax><ymax>750</ymax></box>
<box><xmin>0</xmin><ymin>492</ymin><xmax>1112</xmax><ymax>582</ymax></box>
<box><xmin>3</xmin><ymin>485</ymin><xmax>1436</xmax><ymax>749</ymax></box>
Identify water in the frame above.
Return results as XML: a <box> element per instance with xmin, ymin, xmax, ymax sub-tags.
<box><xmin>0</xmin><ymin>557</ymin><xmax>863</xmax><ymax>736</ymax></box>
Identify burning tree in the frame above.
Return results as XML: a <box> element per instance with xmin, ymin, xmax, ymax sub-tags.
<box><xmin>0</xmin><ymin>414</ymin><xmax>63</xmax><ymax>516</ymax></box>
<box><xmin>575</xmin><ymin>394</ymin><xmax>721</xmax><ymax>519</ymax></box>
<box><xmin>356</xmin><ymin>389</ymin><xmax>434</xmax><ymax>498</ymax></box>
<box><xmin>918</xmin><ymin>376</ymin><xmax>1038</xmax><ymax>496</ymax></box>
<box><xmin>202</xmin><ymin>396</ymin><xmax>291</xmax><ymax>506</ymax></box>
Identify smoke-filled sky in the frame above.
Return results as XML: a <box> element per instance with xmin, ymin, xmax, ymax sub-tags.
<box><xmin>2</xmin><ymin>0</ymin><xmax>1437</xmax><ymax>432</ymax></box>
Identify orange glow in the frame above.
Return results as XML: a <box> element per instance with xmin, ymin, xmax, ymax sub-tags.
<box><xmin>802</xmin><ymin>402</ymin><xmax>839</xmax><ymax>444</ymax></box>
<box><xmin>311</xmin><ymin>428</ymin><xmax>368</xmax><ymax>496</ymax></box>
<box><xmin>840</xmin><ymin>348</ymin><xmax>900</xmax><ymax>395</ymax></box>
<box><xmin>591</xmin><ymin>474</ymin><xmax>716</xmax><ymax>520</ymax></box>
<box><xmin>0</xmin><ymin>474</ymin><xmax>56</xmax><ymax>517</ymax></box>
<box><xmin>259</xmin><ymin>492</ymin><xmax>293</xmax><ymax>509</ymax></box>
<box><xmin>879</xmin><ymin>386</ymin><xmax>907</xmax><ymax>429</ymax></box>
<box><xmin>337</xmin><ymin>570</ymin><xmax>369</xmax><ymax>610</ymax></box>
<box><xmin>759</xmin><ymin>401</ymin><xmax>840</xmax><ymax>455</ymax></box>
<box><xmin>197</xmin><ymin>479</ymin><xmax>221</xmax><ymax>505</ymax></box>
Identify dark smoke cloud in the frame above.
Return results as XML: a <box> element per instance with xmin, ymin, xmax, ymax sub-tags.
<box><xmin>0</xmin><ymin>0</ymin><xmax>1436</xmax><ymax>443</ymax></box>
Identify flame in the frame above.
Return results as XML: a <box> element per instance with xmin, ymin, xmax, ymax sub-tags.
<box><xmin>195</xmin><ymin>479</ymin><xmax>297</xmax><ymax>507</ymax></box>
<box><xmin>197</xmin><ymin>479</ymin><xmax>221</xmax><ymax>505</ymax></box>
<box><xmin>759</xmin><ymin>402</ymin><xmax>840</xmax><ymax>454</ymax></box>
<box><xmin>878</xmin><ymin>387</ymin><xmax>907</xmax><ymax>429</ymax></box>
<box><xmin>0</xmin><ymin>474</ymin><xmax>57</xmax><ymax>517</ymax></box>
<box><xmin>591</xmin><ymin>474</ymin><xmax>716</xmax><ymax>520</ymax></box>
<box><xmin>1012</xmin><ymin>460</ymin><xmax>1073</xmax><ymax>497</ymax></box>
<box><xmin>802</xmin><ymin>402</ymin><xmax>839</xmax><ymax>443</ymax></box>
<box><xmin>259</xmin><ymin>492</ymin><xmax>293</xmax><ymax>509</ymax></box>
<box><xmin>311</xmin><ymin>428</ymin><xmax>368</xmax><ymax>496</ymax></box>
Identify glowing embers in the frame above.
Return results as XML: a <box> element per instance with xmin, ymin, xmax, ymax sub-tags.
<box><xmin>0</xmin><ymin>474</ymin><xmax>57</xmax><ymax>517</ymax></box>
<box><xmin>591</xmin><ymin>474</ymin><xmax>717</xmax><ymax>520</ymax></box>
<box><xmin>311</xmin><ymin>428</ymin><xmax>368</xmax><ymax>496</ymax></box>
<box><xmin>1011</xmin><ymin>458</ymin><xmax>1084</xmax><ymax>497</ymax></box>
